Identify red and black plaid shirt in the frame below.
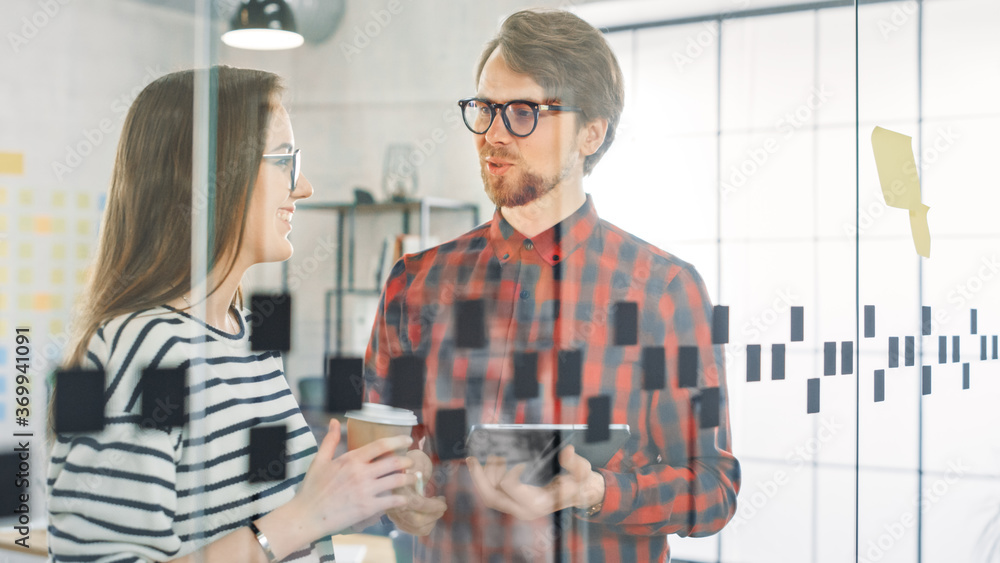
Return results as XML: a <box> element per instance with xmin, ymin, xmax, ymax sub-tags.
<box><xmin>365</xmin><ymin>195</ymin><xmax>740</xmax><ymax>562</ymax></box>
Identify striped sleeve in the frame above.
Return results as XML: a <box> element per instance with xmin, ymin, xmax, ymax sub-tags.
<box><xmin>47</xmin><ymin>325</ymin><xmax>184</xmax><ymax>562</ymax></box>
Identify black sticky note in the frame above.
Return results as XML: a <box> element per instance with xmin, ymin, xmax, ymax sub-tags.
<box><xmin>678</xmin><ymin>346</ymin><xmax>699</xmax><ymax>388</ymax></box>
<box><xmin>771</xmin><ymin>344</ymin><xmax>785</xmax><ymax>380</ymax></box>
<box><xmin>513</xmin><ymin>351</ymin><xmax>540</xmax><ymax>399</ymax></box>
<box><xmin>952</xmin><ymin>335</ymin><xmax>960</xmax><ymax>363</ymax></box>
<box><xmin>613</xmin><ymin>302</ymin><xmax>638</xmax><ymax>346</ymax></box>
<box><xmin>982</xmin><ymin>335</ymin><xmax>988</xmax><ymax>361</ymax></box>
<box><xmin>249</xmin><ymin>293</ymin><xmax>292</xmax><ymax>352</ymax></box>
<box><xmin>0</xmin><ymin>453</ymin><xmax>21</xmax><ymax>517</ymax></box>
<box><xmin>746</xmin><ymin>344</ymin><xmax>761</xmax><ymax>382</ymax></box>
<box><xmin>938</xmin><ymin>336</ymin><xmax>947</xmax><ymax>364</ymax></box>
<box><xmin>388</xmin><ymin>355</ymin><xmax>426</xmax><ymax>410</ymax></box>
<box><xmin>435</xmin><ymin>408</ymin><xmax>468</xmax><ymax>461</ymax></box>
<box><xmin>791</xmin><ymin>307</ymin><xmax>804</xmax><ymax>342</ymax></box>
<box><xmin>963</xmin><ymin>363</ymin><xmax>970</xmax><ymax>390</ymax></box>
<box><xmin>922</xmin><ymin>365</ymin><xmax>932</xmax><ymax>396</ymax></box>
<box><xmin>905</xmin><ymin>336</ymin><xmax>915</xmax><ymax>366</ymax></box>
<box><xmin>248</xmin><ymin>425</ymin><xmax>286</xmax><ymax>483</ymax></box>
<box><xmin>874</xmin><ymin>369</ymin><xmax>885</xmax><ymax>403</ymax></box>
<box><xmin>994</xmin><ymin>335</ymin><xmax>998</xmax><ymax>360</ymax></box>
<box><xmin>699</xmin><ymin>387</ymin><xmax>720</xmax><ymax>429</ymax></box>
<box><xmin>888</xmin><ymin>337</ymin><xmax>899</xmax><ymax>368</ymax></box>
<box><xmin>54</xmin><ymin>369</ymin><xmax>105</xmax><ymax>434</ymax></box>
<box><xmin>712</xmin><ymin>305</ymin><xmax>729</xmax><ymax>344</ymax></box>
<box><xmin>971</xmin><ymin>309</ymin><xmax>978</xmax><ymax>334</ymax></box>
<box><xmin>641</xmin><ymin>346</ymin><xmax>666</xmax><ymax>390</ymax></box>
<box><xmin>823</xmin><ymin>342</ymin><xmax>836</xmax><ymax>376</ymax></box>
<box><xmin>586</xmin><ymin>395</ymin><xmax>611</xmax><ymax>443</ymax></box>
<box><xmin>864</xmin><ymin>305</ymin><xmax>875</xmax><ymax>338</ymax></box>
<box><xmin>325</xmin><ymin>357</ymin><xmax>364</xmax><ymax>413</ymax></box>
<box><xmin>841</xmin><ymin>341</ymin><xmax>853</xmax><ymax>375</ymax></box>
<box><xmin>455</xmin><ymin>299</ymin><xmax>487</xmax><ymax>349</ymax></box>
<box><xmin>922</xmin><ymin>306</ymin><xmax>932</xmax><ymax>335</ymax></box>
<box><xmin>807</xmin><ymin>378</ymin><xmax>820</xmax><ymax>414</ymax></box>
<box><xmin>556</xmin><ymin>349</ymin><xmax>583</xmax><ymax>397</ymax></box>
<box><xmin>140</xmin><ymin>366</ymin><xmax>187</xmax><ymax>429</ymax></box>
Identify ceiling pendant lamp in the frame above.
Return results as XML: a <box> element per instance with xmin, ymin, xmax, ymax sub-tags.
<box><xmin>222</xmin><ymin>0</ymin><xmax>304</xmax><ymax>51</ymax></box>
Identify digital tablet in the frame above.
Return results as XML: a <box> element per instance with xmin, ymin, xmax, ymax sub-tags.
<box><xmin>466</xmin><ymin>424</ymin><xmax>630</xmax><ymax>486</ymax></box>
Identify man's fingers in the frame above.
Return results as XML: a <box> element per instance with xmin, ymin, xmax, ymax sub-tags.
<box><xmin>559</xmin><ymin>445</ymin><xmax>592</xmax><ymax>482</ymax></box>
<box><xmin>405</xmin><ymin>449</ymin><xmax>433</xmax><ymax>473</ymax></box>
<box><xmin>409</xmin><ymin>493</ymin><xmax>447</xmax><ymax>514</ymax></box>
<box><xmin>484</xmin><ymin>455</ymin><xmax>507</xmax><ymax>486</ymax></box>
<box><xmin>466</xmin><ymin>457</ymin><xmax>495</xmax><ymax>501</ymax></box>
<box><xmin>498</xmin><ymin>463</ymin><xmax>529</xmax><ymax>496</ymax></box>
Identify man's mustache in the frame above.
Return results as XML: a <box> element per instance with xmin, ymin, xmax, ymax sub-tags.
<box><xmin>479</xmin><ymin>147</ymin><xmax>520</xmax><ymax>162</ymax></box>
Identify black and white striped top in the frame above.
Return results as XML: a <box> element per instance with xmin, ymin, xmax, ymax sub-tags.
<box><xmin>47</xmin><ymin>306</ymin><xmax>336</xmax><ymax>562</ymax></box>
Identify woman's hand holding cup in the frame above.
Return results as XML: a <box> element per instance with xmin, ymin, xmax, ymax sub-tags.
<box><xmin>288</xmin><ymin>418</ymin><xmax>416</xmax><ymax>540</ymax></box>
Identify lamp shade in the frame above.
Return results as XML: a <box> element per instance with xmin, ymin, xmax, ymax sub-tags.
<box><xmin>222</xmin><ymin>0</ymin><xmax>304</xmax><ymax>50</ymax></box>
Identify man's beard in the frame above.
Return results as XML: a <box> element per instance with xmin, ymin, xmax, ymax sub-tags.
<box><xmin>481</xmin><ymin>150</ymin><xmax>576</xmax><ymax>208</ymax></box>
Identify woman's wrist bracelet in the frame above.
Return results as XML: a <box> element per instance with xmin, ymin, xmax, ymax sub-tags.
<box><xmin>248</xmin><ymin>520</ymin><xmax>279</xmax><ymax>563</ymax></box>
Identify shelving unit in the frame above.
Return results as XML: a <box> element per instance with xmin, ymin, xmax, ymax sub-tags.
<box><xmin>286</xmin><ymin>197</ymin><xmax>480</xmax><ymax>358</ymax></box>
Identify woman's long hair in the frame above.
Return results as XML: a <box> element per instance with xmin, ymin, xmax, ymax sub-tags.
<box><xmin>49</xmin><ymin>66</ymin><xmax>284</xmax><ymax>436</ymax></box>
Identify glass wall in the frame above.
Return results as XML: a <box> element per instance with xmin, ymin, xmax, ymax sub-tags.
<box><xmin>1</xmin><ymin>0</ymin><xmax>998</xmax><ymax>561</ymax></box>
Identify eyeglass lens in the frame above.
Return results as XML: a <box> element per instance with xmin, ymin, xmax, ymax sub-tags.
<box><xmin>463</xmin><ymin>100</ymin><xmax>537</xmax><ymax>136</ymax></box>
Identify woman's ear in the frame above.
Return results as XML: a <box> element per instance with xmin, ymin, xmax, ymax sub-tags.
<box><xmin>579</xmin><ymin>117</ymin><xmax>609</xmax><ymax>157</ymax></box>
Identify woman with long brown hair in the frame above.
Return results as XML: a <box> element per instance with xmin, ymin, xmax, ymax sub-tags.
<box><xmin>46</xmin><ymin>66</ymin><xmax>413</xmax><ymax>562</ymax></box>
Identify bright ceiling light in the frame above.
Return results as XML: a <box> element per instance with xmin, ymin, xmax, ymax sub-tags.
<box><xmin>222</xmin><ymin>0</ymin><xmax>304</xmax><ymax>51</ymax></box>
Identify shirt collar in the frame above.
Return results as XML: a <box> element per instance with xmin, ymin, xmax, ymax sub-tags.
<box><xmin>488</xmin><ymin>194</ymin><xmax>600</xmax><ymax>266</ymax></box>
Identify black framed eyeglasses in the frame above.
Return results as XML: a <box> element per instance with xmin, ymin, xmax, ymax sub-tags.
<box><xmin>458</xmin><ymin>98</ymin><xmax>582</xmax><ymax>137</ymax></box>
<box><xmin>261</xmin><ymin>148</ymin><xmax>301</xmax><ymax>193</ymax></box>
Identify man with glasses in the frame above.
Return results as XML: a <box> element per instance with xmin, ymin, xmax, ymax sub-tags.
<box><xmin>365</xmin><ymin>9</ymin><xmax>740</xmax><ymax>562</ymax></box>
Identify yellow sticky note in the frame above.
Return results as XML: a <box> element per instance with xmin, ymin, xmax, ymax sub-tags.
<box><xmin>0</xmin><ymin>294</ymin><xmax>7</xmax><ymax>310</ymax></box>
<box><xmin>17</xmin><ymin>269</ymin><xmax>31</xmax><ymax>284</ymax></box>
<box><xmin>51</xmin><ymin>269</ymin><xmax>64</xmax><ymax>284</ymax></box>
<box><xmin>76</xmin><ymin>220</ymin><xmax>91</xmax><ymax>236</ymax></box>
<box><xmin>871</xmin><ymin>126</ymin><xmax>931</xmax><ymax>258</ymax></box>
<box><xmin>76</xmin><ymin>244</ymin><xmax>89</xmax><ymax>260</ymax></box>
<box><xmin>53</xmin><ymin>191</ymin><xmax>66</xmax><ymax>207</ymax></box>
<box><xmin>18</xmin><ymin>243</ymin><xmax>31</xmax><ymax>259</ymax></box>
<box><xmin>19</xmin><ymin>190</ymin><xmax>32</xmax><ymax>206</ymax></box>
<box><xmin>33</xmin><ymin>294</ymin><xmax>51</xmax><ymax>310</ymax></box>
<box><xmin>52</xmin><ymin>218</ymin><xmax>66</xmax><ymax>233</ymax></box>
<box><xmin>0</xmin><ymin>153</ymin><xmax>24</xmax><ymax>175</ymax></box>
<box><xmin>76</xmin><ymin>193</ymin><xmax>90</xmax><ymax>209</ymax></box>
<box><xmin>76</xmin><ymin>269</ymin><xmax>88</xmax><ymax>284</ymax></box>
<box><xmin>18</xmin><ymin>216</ymin><xmax>32</xmax><ymax>232</ymax></box>
<box><xmin>0</xmin><ymin>216</ymin><xmax>7</xmax><ymax>232</ymax></box>
<box><xmin>36</xmin><ymin>216</ymin><xmax>51</xmax><ymax>233</ymax></box>
<box><xmin>18</xmin><ymin>295</ymin><xmax>31</xmax><ymax>309</ymax></box>
<box><xmin>52</xmin><ymin>244</ymin><xmax>66</xmax><ymax>260</ymax></box>
<box><xmin>0</xmin><ymin>240</ymin><xmax>7</xmax><ymax>258</ymax></box>
<box><xmin>50</xmin><ymin>319</ymin><xmax>64</xmax><ymax>333</ymax></box>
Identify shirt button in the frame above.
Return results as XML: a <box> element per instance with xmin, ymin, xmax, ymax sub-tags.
<box><xmin>523</xmin><ymin>240</ymin><xmax>534</xmax><ymax>250</ymax></box>
<box><xmin>552</xmin><ymin>254</ymin><xmax>559</xmax><ymax>261</ymax></box>
<box><xmin>519</xmin><ymin>290</ymin><xmax>530</xmax><ymax>300</ymax></box>
<box><xmin>503</xmin><ymin>253</ymin><xmax>510</xmax><ymax>260</ymax></box>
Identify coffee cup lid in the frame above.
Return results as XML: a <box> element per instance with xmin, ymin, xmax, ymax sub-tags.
<box><xmin>345</xmin><ymin>402</ymin><xmax>418</xmax><ymax>426</ymax></box>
